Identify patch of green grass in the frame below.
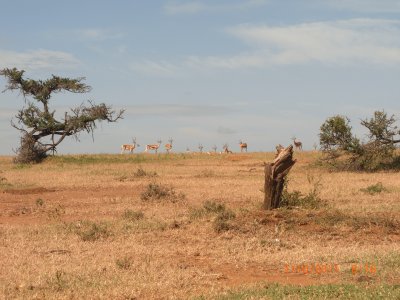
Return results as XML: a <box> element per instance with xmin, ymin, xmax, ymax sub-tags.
<box><xmin>195</xmin><ymin>283</ymin><xmax>400</xmax><ymax>300</ymax></box>
<box><xmin>360</xmin><ymin>182</ymin><xmax>387</xmax><ymax>195</ymax></box>
<box><xmin>45</xmin><ymin>153</ymin><xmax>186</xmax><ymax>165</ymax></box>
<box><xmin>281</xmin><ymin>175</ymin><xmax>326</xmax><ymax>209</ymax></box>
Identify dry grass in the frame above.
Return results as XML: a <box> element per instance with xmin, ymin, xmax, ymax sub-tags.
<box><xmin>0</xmin><ymin>152</ymin><xmax>399</xmax><ymax>299</ymax></box>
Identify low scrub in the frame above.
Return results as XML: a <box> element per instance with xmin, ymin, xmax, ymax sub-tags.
<box><xmin>140</xmin><ymin>182</ymin><xmax>185</xmax><ymax>202</ymax></box>
<box><xmin>360</xmin><ymin>182</ymin><xmax>387</xmax><ymax>195</ymax></box>
<box><xmin>213</xmin><ymin>209</ymin><xmax>236</xmax><ymax>233</ymax></box>
<box><xmin>122</xmin><ymin>209</ymin><xmax>144</xmax><ymax>221</ymax></box>
<box><xmin>67</xmin><ymin>220</ymin><xmax>112</xmax><ymax>242</ymax></box>
<box><xmin>280</xmin><ymin>175</ymin><xmax>325</xmax><ymax>209</ymax></box>
<box><xmin>189</xmin><ymin>200</ymin><xmax>236</xmax><ymax>233</ymax></box>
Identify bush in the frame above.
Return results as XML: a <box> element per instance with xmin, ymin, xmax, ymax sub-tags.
<box><xmin>69</xmin><ymin>221</ymin><xmax>112</xmax><ymax>242</ymax></box>
<box><xmin>319</xmin><ymin>111</ymin><xmax>400</xmax><ymax>171</ymax></box>
<box><xmin>190</xmin><ymin>200</ymin><xmax>226</xmax><ymax>219</ymax></box>
<box><xmin>140</xmin><ymin>182</ymin><xmax>184</xmax><ymax>202</ymax></box>
<box><xmin>280</xmin><ymin>175</ymin><xmax>325</xmax><ymax>209</ymax></box>
<box><xmin>360</xmin><ymin>182</ymin><xmax>387</xmax><ymax>195</ymax></box>
<box><xmin>122</xmin><ymin>209</ymin><xmax>144</xmax><ymax>221</ymax></box>
<box><xmin>213</xmin><ymin>210</ymin><xmax>236</xmax><ymax>233</ymax></box>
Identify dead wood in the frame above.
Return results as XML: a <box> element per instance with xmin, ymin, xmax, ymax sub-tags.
<box><xmin>264</xmin><ymin>145</ymin><xmax>296</xmax><ymax>210</ymax></box>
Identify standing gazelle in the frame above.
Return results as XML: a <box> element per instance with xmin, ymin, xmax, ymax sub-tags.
<box><xmin>292</xmin><ymin>137</ymin><xmax>303</xmax><ymax>151</ymax></box>
<box><xmin>239</xmin><ymin>140</ymin><xmax>248</xmax><ymax>152</ymax></box>
<box><xmin>121</xmin><ymin>137</ymin><xmax>139</xmax><ymax>154</ymax></box>
<box><xmin>223</xmin><ymin>143</ymin><xmax>232</xmax><ymax>154</ymax></box>
<box><xmin>165</xmin><ymin>138</ymin><xmax>173</xmax><ymax>153</ymax></box>
<box><xmin>145</xmin><ymin>140</ymin><xmax>162</xmax><ymax>153</ymax></box>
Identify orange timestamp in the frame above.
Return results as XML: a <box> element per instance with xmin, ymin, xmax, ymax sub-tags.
<box><xmin>284</xmin><ymin>263</ymin><xmax>340</xmax><ymax>275</ymax></box>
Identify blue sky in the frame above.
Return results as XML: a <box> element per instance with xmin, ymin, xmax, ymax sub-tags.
<box><xmin>1</xmin><ymin>0</ymin><xmax>399</xmax><ymax>154</ymax></box>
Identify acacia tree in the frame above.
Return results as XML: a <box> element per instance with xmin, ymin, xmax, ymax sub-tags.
<box><xmin>319</xmin><ymin>111</ymin><xmax>400</xmax><ymax>170</ymax></box>
<box><xmin>1</xmin><ymin>68</ymin><xmax>124</xmax><ymax>163</ymax></box>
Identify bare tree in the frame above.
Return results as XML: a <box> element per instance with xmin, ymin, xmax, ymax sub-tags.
<box><xmin>0</xmin><ymin>68</ymin><xmax>124</xmax><ymax>163</ymax></box>
<box><xmin>198</xmin><ymin>143</ymin><xmax>204</xmax><ymax>153</ymax></box>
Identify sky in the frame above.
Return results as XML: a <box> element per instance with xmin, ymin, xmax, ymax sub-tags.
<box><xmin>0</xmin><ymin>0</ymin><xmax>399</xmax><ymax>154</ymax></box>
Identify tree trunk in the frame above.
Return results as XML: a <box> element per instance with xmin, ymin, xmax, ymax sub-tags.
<box><xmin>264</xmin><ymin>145</ymin><xmax>296</xmax><ymax>210</ymax></box>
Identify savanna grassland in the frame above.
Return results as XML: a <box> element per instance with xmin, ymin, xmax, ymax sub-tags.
<box><xmin>0</xmin><ymin>152</ymin><xmax>399</xmax><ymax>299</ymax></box>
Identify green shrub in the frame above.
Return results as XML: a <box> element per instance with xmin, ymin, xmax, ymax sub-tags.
<box><xmin>360</xmin><ymin>182</ymin><xmax>386</xmax><ymax>195</ymax></box>
<box><xmin>281</xmin><ymin>175</ymin><xmax>325</xmax><ymax>209</ymax></box>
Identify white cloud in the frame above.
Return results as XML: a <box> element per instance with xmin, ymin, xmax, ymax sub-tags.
<box><xmin>323</xmin><ymin>0</ymin><xmax>400</xmax><ymax>13</ymax></box>
<box><xmin>225</xmin><ymin>18</ymin><xmax>400</xmax><ymax>66</ymax></box>
<box><xmin>0</xmin><ymin>49</ymin><xmax>81</xmax><ymax>71</ymax></box>
<box><xmin>164</xmin><ymin>0</ymin><xmax>268</xmax><ymax>15</ymax></box>
<box><xmin>130</xmin><ymin>18</ymin><xmax>400</xmax><ymax>76</ymax></box>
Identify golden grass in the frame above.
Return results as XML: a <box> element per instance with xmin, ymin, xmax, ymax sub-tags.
<box><xmin>0</xmin><ymin>152</ymin><xmax>399</xmax><ymax>299</ymax></box>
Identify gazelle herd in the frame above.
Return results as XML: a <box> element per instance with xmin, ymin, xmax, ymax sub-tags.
<box><xmin>120</xmin><ymin>137</ymin><xmax>304</xmax><ymax>154</ymax></box>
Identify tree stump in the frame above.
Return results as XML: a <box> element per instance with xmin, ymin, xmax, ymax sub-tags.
<box><xmin>264</xmin><ymin>145</ymin><xmax>296</xmax><ymax>210</ymax></box>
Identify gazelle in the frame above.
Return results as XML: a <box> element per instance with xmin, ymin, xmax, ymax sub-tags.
<box><xmin>223</xmin><ymin>143</ymin><xmax>232</xmax><ymax>154</ymax></box>
<box><xmin>165</xmin><ymin>138</ymin><xmax>173</xmax><ymax>153</ymax></box>
<box><xmin>121</xmin><ymin>137</ymin><xmax>139</xmax><ymax>154</ymax></box>
<box><xmin>239</xmin><ymin>140</ymin><xmax>248</xmax><ymax>152</ymax></box>
<box><xmin>292</xmin><ymin>137</ymin><xmax>303</xmax><ymax>151</ymax></box>
<box><xmin>145</xmin><ymin>140</ymin><xmax>162</xmax><ymax>153</ymax></box>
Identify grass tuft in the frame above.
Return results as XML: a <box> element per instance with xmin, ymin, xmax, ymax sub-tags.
<box><xmin>140</xmin><ymin>182</ymin><xmax>185</xmax><ymax>202</ymax></box>
<box><xmin>122</xmin><ymin>209</ymin><xmax>144</xmax><ymax>222</ymax></box>
<box><xmin>67</xmin><ymin>220</ymin><xmax>112</xmax><ymax>242</ymax></box>
<box><xmin>360</xmin><ymin>182</ymin><xmax>387</xmax><ymax>195</ymax></box>
<box><xmin>115</xmin><ymin>256</ymin><xmax>133</xmax><ymax>270</ymax></box>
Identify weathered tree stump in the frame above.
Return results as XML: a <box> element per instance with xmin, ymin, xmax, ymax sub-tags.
<box><xmin>264</xmin><ymin>145</ymin><xmax>296</xmax><ymax>210</ymax></box>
